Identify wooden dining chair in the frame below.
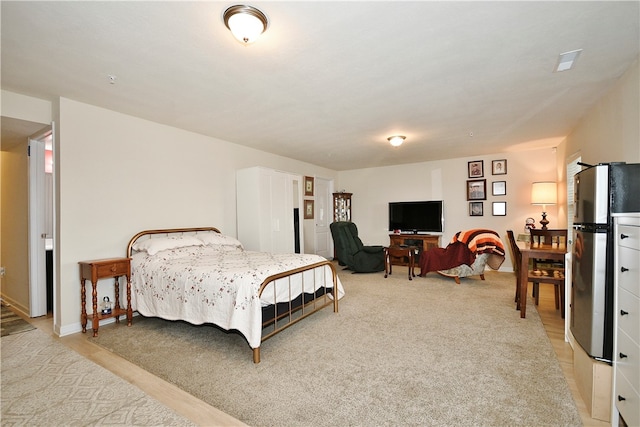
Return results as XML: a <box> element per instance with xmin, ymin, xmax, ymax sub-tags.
<box><xmin>530</xmin><ymin>228</ymin><xmax>567</xmax><ymax>247</ymax></box>
<box><xmin>506</xmin><ymin>230</ymin><xmax>522</xmax><ymax>305</ymax></box>
<box><xmin>529</xmin><ymin>228</ymin><xmax>567</xmax><ymax>318</ymax></box>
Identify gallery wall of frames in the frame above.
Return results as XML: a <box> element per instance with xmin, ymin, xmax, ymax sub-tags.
<box><xmin>466</xmin><ymin>159</ymin><xmax>507</xmax><ymax>217</ymax></box>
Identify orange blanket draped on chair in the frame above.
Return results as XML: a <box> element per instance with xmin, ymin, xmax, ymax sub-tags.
<box><xmin>418</xmin><ymin>229</ymin><xmax>505</xmax><ymax>275</ymax></box>
<box><xmin>451</xmin><ymin>229</ymin><xmax>505</xmax><ymax>270</ymax></box>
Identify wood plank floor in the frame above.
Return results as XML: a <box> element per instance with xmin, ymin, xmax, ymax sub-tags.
<box><xmin>533</xmin><ymin>283</ymin><xmax>610</xmax><ymax>427</ymax></box>
<box><xmin>23</xmin><ymin>281</ymin><xmax>609</xmax><ymax>426</ymax></box>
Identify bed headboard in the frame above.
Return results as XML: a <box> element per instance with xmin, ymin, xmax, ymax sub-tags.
<box><xmin>126</xmin><ymin>227</ymin><xmax>221</xmax><ymax>257</ymax></box>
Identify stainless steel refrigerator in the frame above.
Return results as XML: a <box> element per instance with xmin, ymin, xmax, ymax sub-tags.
<box><xmin>571</xmin><ymin>162</ymin><xmax>640</xmax><ymax>363</ymax></box>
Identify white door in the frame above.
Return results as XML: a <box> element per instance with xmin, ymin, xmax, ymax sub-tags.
<box><xmin>565</xmin><ymin>154</ymin><xmax>581</xmax><ymax>341</ymax></box>
<box><xmin>314</xmin><ymin>178</ymin><xmax>333</xmax><ymax>259</ymax></box>
<box><xmin>28</xmin><ymin>125</ymin><xmax>53</xmax><ymax>317</ymax></box>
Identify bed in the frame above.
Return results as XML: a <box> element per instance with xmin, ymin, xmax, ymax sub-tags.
<box><xmin>126</xmin><ymin>227</ymin><xmax>344</xmax><ymax>363</ymax></box>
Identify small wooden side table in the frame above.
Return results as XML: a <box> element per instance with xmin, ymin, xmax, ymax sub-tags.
<box><xmin>79</xmin><ymin>257</ymin><xmax>132</xmax><ymax>337</ymax></box>
<box><xmin>384</xmin><ymin>246</ymin><xmax>417</xmax><ymax>280</ymax></box>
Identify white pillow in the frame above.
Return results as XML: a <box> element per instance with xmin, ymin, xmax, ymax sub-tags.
<box><xmin>197</xmin><ymin>233</ymin><xmax>244</xmax><ymax>250</ymax></box>
<box><xmin>132</xmin><ymin>236</ymin><xmax>203</xmax><ymax>255</ymax></box>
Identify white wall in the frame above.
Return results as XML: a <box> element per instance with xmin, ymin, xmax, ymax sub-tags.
<box><xmin>4</xmin><ymin>55</ymin><xmax>637</xmax><ymax>334</ymax></box>
<box><xmin>337</xmin><ymin>148</ymin><xmax>559</xmax><ymax>271</ymax></box>
<box><xmin>52</xmin><ymin>98</ymin><xmax>336</xmax><ymax>334</ymax></box>
<box><xmin>337</xmin><ymin>57</ymin><xmax>640</xmax><ymax>273</ymax></box>
<box><xmin>555</xmin><ymin>57</ymin><xmax>639</xmax><ymax>238</ymax></box>
<box><xmin>1</xmin><ymin>90</ymin><xmax>52</xmax><ymax>123</ymax></box>
<box><xmin>562</xmin><ymin>58</ymin><xmax>639</xmax><ymax>165</ymax></box>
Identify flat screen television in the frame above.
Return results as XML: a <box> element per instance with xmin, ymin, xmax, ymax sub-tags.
<box><xmin>388</xmin><ymin>200</ymin><xmax>444</xmax><ymax>233</ymax></box>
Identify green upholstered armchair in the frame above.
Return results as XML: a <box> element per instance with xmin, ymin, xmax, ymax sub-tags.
<box><xmin>330</xmin><ymin>221</ymin><xmax>385</xmax><ymax>273</ymax></box>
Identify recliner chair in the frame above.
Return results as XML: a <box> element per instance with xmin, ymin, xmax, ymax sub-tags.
<box><xmin>330</xmin><ymin>222</ymin><xmax>385</xmax><ymax>273</ymax></box>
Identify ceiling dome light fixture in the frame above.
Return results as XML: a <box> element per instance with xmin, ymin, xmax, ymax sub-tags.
<box><xmin>387</xmin><ymin>135</ymin><xmax>406</xmax><ymax>147</ymax></box>
<box><xmin>223</xmin><ymin>5</ymin><xmax>268</xmax><ymax>45</ymax></box>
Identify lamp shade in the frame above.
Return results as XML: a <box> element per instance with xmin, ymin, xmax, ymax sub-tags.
<box><xmin>223</xmin><ymin>5</ymin><xmax>268</xmax><ymax>44</ymax></box>
<box><xmin>531</xmin><ymin>182</ymin><xmax>557</xmax><ymax>206</ymax></box>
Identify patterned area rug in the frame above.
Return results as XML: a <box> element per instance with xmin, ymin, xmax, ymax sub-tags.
<box><xmin>1</xmin><ymin>326</ymin><xmax>195</xmax><ymax>426</ymax></box>
<box><xmin>1</xmin><ymin>304</ymin><xmax>35</xmax><ymax>337</ymax></box>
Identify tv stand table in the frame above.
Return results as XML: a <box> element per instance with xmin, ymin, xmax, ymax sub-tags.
<box><xmin>388</xmin><ymin>234</ymin><xmax>440</xmax><ymax>274</ymax></box>
<box><xmin>389</xmin><ymin>234</ymin><xmax>440</xmax><ymax>254</ymax></box>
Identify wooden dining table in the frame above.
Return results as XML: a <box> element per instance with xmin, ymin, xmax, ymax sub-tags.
<box><xmin>516</xmin><ymin>241</ymin><xmax>568</xmax><ymax>318</ymax></box>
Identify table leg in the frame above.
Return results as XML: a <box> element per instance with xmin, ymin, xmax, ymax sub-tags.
<box><xmin>126</xmin><ymin>273</ymin><xmax>132</xmax><ymax>326</ymax></box>
<box><xmin>519</xmin><ymin>251</ymin><xmax>529</xmax><ymax>318</ymax></box>
<box><xmin>91</xmin><ymin>280</ymin><xmax>99</xmax><ymax>337</ymax></box>
<box><xmin>411</xmin><ymin>250</ymin><xmax>416</xmax><ymax>278</ymax></box>
<box><xmin>80</xmin><ymin>278</ymin><xmax>87</xmax><ymax>333</ymax></box>
<box><xmin>408</xmin><ymin>252</ymin><xmax>414</xmax><ymax>280</ymax></box>
<box><xmin>114</xmin><ymin>276</ymin><xmax>121</xmax><ymax>324</ymax></box>
<box><xmin>384</xmin><ymin>249</ymin><xmax>391</xmax><ymax>278</ymax></box>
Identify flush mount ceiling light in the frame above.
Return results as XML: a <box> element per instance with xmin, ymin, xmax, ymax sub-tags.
<box><xmin>387</xmin><ymin>135</ymin><xmax>406</xmax><ymax>147</ymax></box>
<box><xmin>223</xmin><ymin>5</ymin><xmax>268</xmax><ymax>44</ymax></box>
<box><xmin>554</xmin><ymin>49</ymin><xmax>582</xmax><ymax>72</ymax></box>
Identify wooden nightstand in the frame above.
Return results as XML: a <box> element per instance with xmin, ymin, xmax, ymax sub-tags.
<box><xmin>79</xmin><ymin>257</ymin><xmax>132</xmax><ymax>337</ymax></box>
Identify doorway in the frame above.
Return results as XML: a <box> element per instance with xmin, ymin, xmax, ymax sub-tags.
<box><xmin>313</xmin><ymin>177</ymin><xmax>333</xmax><ymax>259</ymax></box>
<box><xmin>28</xmin><ymin>125</ymin><xmax>54</xmax><ymax>318</ymax></box>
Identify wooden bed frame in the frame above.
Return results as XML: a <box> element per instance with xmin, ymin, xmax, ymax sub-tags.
<box><xmin>126</xmin><ymin>227</ymin><xmax>339</xmax><ymax>363</ymax></box>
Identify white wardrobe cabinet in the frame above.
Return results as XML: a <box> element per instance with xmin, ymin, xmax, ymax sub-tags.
<box><xmin>236</xmin><ymin>167</ymin><xmax>304</xmax><ymax>254</ymax></box>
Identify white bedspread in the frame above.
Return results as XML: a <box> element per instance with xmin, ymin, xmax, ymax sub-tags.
<box><xmin>130</xmin><ymin>245</ymin><xmax>344</xmax><ymax>348</ymax></box>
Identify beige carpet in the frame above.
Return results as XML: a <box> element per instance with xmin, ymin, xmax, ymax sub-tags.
<box><xmin>1</xmin><ymin>327</ymin><xmax>195</xmax><ymax>426</ymax></box>
<box><xmin>91</xmin><ymin>267</ymin><xmax>582</xmax><ymax>426</ymax></box>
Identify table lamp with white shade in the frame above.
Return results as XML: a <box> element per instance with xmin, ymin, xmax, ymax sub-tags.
<box><xmin>531</xmin><ymin>181</ymin><xmax>557</xmax><ymax>230</ymax></box>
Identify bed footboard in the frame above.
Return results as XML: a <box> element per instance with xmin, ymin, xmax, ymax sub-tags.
<box><xmin>254</xmin><ymin>260</ymin><xmax>339</xmax><ymax>363</ymax></box>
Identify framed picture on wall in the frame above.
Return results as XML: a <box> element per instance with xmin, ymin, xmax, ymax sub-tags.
<box><xmin>492</xmin><ymin>201</ymin><xmax>507</xmax><ymax>216</ymax></box>
<box><xmin>468</xmin><ymin>160</ymin><xmax>484</xmax><ymax>178</ymax></box>
<box><xmin>304</xmin><ymin>176</ymin><xmax>314</xmax><ymax>196</ymax></box>
<box><xmin>304</xmin><ymin>199</ymin><xmax>314</xmax><ymax>219</ymax></box>
<box><xmin>492</xmin><ymin>159</ymin><xmax>507</xmax><ymax>175</ymax></box>
<box><xmin>469</xmin><ymin>202</ymin><xmax>483</xmax><ymax>216</ymax></box>
<box><xmin>467</xmin><ymin>179</ymin><xmax>486</xmax><ymax>200</ymax></box>
<box><xmin>492</xmin><ymin>181</ymin><xmax>506</xmax><ymax>196</ymax></box>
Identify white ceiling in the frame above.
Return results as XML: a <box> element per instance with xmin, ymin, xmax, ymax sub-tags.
<box><xmin>1</xmin><ymin>1</ymin><xmax>638</xmax><ymax>170</ymax></box>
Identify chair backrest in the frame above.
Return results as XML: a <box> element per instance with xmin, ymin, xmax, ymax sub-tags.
<box><xmin>344</xmin><ymin>222</ymin><xmax>364</xmax><ymax>251</ymax></box>
<box><xmin>506</xmin><ymin>230</ymin><xmax>521</xmax><ymax>274</ymax></box>
<box><xmin>530</xmin><ymin>229</ymin><xmax>567</xmax><ymax>246</ymax></box>
<box><xmin>330</xmin><ymin>222</ymin><xmax>363</xmax><ymax>264</ymax></box>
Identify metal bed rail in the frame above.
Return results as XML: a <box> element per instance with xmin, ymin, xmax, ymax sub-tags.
<box><xmin>255</xmin><ymin>260</ymin><xmax>339</xmax><ymax>363</ymax></box>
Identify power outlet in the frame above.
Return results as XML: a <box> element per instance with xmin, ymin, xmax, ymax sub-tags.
<box><xmin>0</xmin><ymin>267</ymin><xmax>5</xmax><ymax>277</ymax></box>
